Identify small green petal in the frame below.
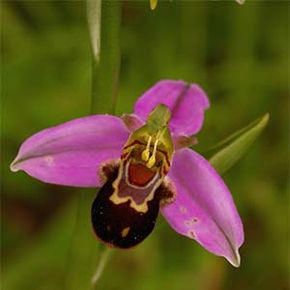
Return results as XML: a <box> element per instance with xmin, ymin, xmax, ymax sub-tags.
<box><xmin>127</xmin><ymin>104</ymin><xmax>174</xmax><ymax>161</ymax></box>
<box><xmin>146</xmin><ymin>104</ymin><xmax>171</xmax><ymax>135</ymax></box>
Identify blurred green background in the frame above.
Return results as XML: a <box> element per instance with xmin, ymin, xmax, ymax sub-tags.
<box><xmin>1</xmin><ymin>1</ymin><xmax>289</xmax><ymax>290</ymax></box>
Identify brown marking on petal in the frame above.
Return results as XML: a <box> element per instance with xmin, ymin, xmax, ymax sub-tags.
<box><xmin>185</xmin><ymin>218</ymin><xmax>198</xmax><ymax>227</ymax></box>
<box><xmin>162</xmin><ymin>166</ymin><xmax>169</xmax><ymax>176</ymax></box>
<box><xmin>157</xmin><ymin>179</ymin><xmax>176</xmax><ymax>207</ymax></box>
<box><xmin>128</xmin><ymin>162</ymin><xmax>156</xmax><ymax>187</ymax></box>
<box><xmin>188</xmin><ymin>230</ymin><xmax>196</xmax><ymax>239</ymax></box>
<box><xmin>123</xmin><ymin>140</ymin><xmax>144</xmax><ymax>150</ymax></box>
<box><xmin>173</xmin><ymin>135</ymin><xmax>198</xmax><ymax>150</ymax></box>
<box><xmin>99</xmin><ymin>160</ymin><xmax>120</xmax><ymax>185</ymax></box>
<box><xmin>121</xmin><ymin>114</ymin><xmax>143</xmax><ymax>132</ymax></box>
<box><xmin>121</xmin><ymin>152</ymin><xmax>130</xmax><ymax>160</ymax></box>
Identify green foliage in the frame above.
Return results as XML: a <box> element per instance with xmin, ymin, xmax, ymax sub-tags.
<box><xmin>209</xmin><ymin>113</ymin><xmax>269</xmax><ymax>174</ymax></box>
<box><xmin>2</xmin><ymin>1</ymin><xmax>289</xmax><ymax>290</ymax></box>
<box><xmin>90</xmin><ymin>1</ymin><xmax>121</xmax><ymax>115</ymax></box>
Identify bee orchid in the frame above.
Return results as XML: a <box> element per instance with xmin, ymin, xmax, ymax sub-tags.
<box><xmin>11</xmin><ymin>80</ymin><xmax>244</xmax><ymax>267</ymax></box>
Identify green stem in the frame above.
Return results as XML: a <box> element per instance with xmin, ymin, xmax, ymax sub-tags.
<box><xmin>65</xmin><ymin>1</ymin><xmax>121</xmax><ymax>289</ymax></box>
<box><xmin>90</xmin><ymin>0</ymin><xmax>121</xmax><ymax>115</ymax></box>
<box><xmin>64</xmin><ymin>191</ymin><xmax>100</xmax><ymax>290</ymax></box>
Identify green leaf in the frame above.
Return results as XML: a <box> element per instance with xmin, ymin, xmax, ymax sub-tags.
<box><xmin>209</xmin><ymin>113</ymin><xmax>269</xmax><ymax>174</ymax></box>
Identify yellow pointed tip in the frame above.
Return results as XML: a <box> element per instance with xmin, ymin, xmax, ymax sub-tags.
<box><xmin>236</xmin><ymin>0</ymin><xmax>245</xmax><ymax>5</ymax></box>
<box><xmin>150</xmin><ymin>0</ymin><xmax>158</xmax><ymax>10</ymax></box>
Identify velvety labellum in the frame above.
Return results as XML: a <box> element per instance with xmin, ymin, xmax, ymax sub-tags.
<box><xmin>91</xmin><ymin>163</ymin><xmax>168</xmax><ymax>248</ymax></box>
<box><xmin>91</xmin><ymin>124</ymin><xmax>175</xmax><ymax>248</ymax></box>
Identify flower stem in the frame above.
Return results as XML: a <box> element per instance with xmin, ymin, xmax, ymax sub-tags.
<box><xmin>88</xmin><ymin>0</ymin><xmax>121</xmax><ymax>284</ymax></box>
<box><xmin>65</xmin><ymin>1</ymin><xmax>120</xmax><ymax>289</ymax></box>
<box><xmin>89</xmin><ymin>0</ymin><xmax>121</xmax><ymax>115</ymax></box>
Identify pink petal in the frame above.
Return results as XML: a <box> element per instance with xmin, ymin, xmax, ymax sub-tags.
<box><xmin>134</xmin><ymin>80</ymin><xmax>209</xmax><ymax>136</ymax></box>
<box><xmin>10</xmin><ymin>115</ymin><xmax>130</xmax><ymax>187</ymax></box>
<box><xmin>161</xmin><ymin>148</ymin><xmax>244</xmax><ymax>267</ymax></box>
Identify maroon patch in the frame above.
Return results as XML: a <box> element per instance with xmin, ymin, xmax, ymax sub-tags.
<box><xmin>128</xmin><ymin>163</ymin><xmax>156</xmax><ymax>187</ymax></box>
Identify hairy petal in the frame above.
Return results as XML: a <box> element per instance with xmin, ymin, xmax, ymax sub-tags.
<box><xmin>161</xmin><ymin>148</ymin><xmax>244</xmax><ymax>267</ymax></box>
<box><xmin>10</xmin><ymin>115</ymin><xmax>130</xmax><ymax>187</ymax></box>
<box><xmin>134</xmin><ymin>80</ymin><xmax>209</xmax><ymax>136</ymax></box>
<box><xmin>121</xmin><ymin>113</ymin><xmax>144</xmax><ymax>132</ymax></box>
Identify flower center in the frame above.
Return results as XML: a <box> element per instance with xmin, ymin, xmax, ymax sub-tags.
<box><xmin>141</xmin><ymin>130</ymin><xmax>163</xmax><ymax>168</ymax></box>
<box><xmin>91</xmin><ymin>105</ymin><xmax>177</xmax><ymax>249</ymax></box>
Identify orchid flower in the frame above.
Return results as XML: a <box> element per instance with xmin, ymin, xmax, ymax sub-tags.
<box><xmin>10</xmin><ymin>80</ymin><xmax>244</xmax><ymax>267</ymax></box>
